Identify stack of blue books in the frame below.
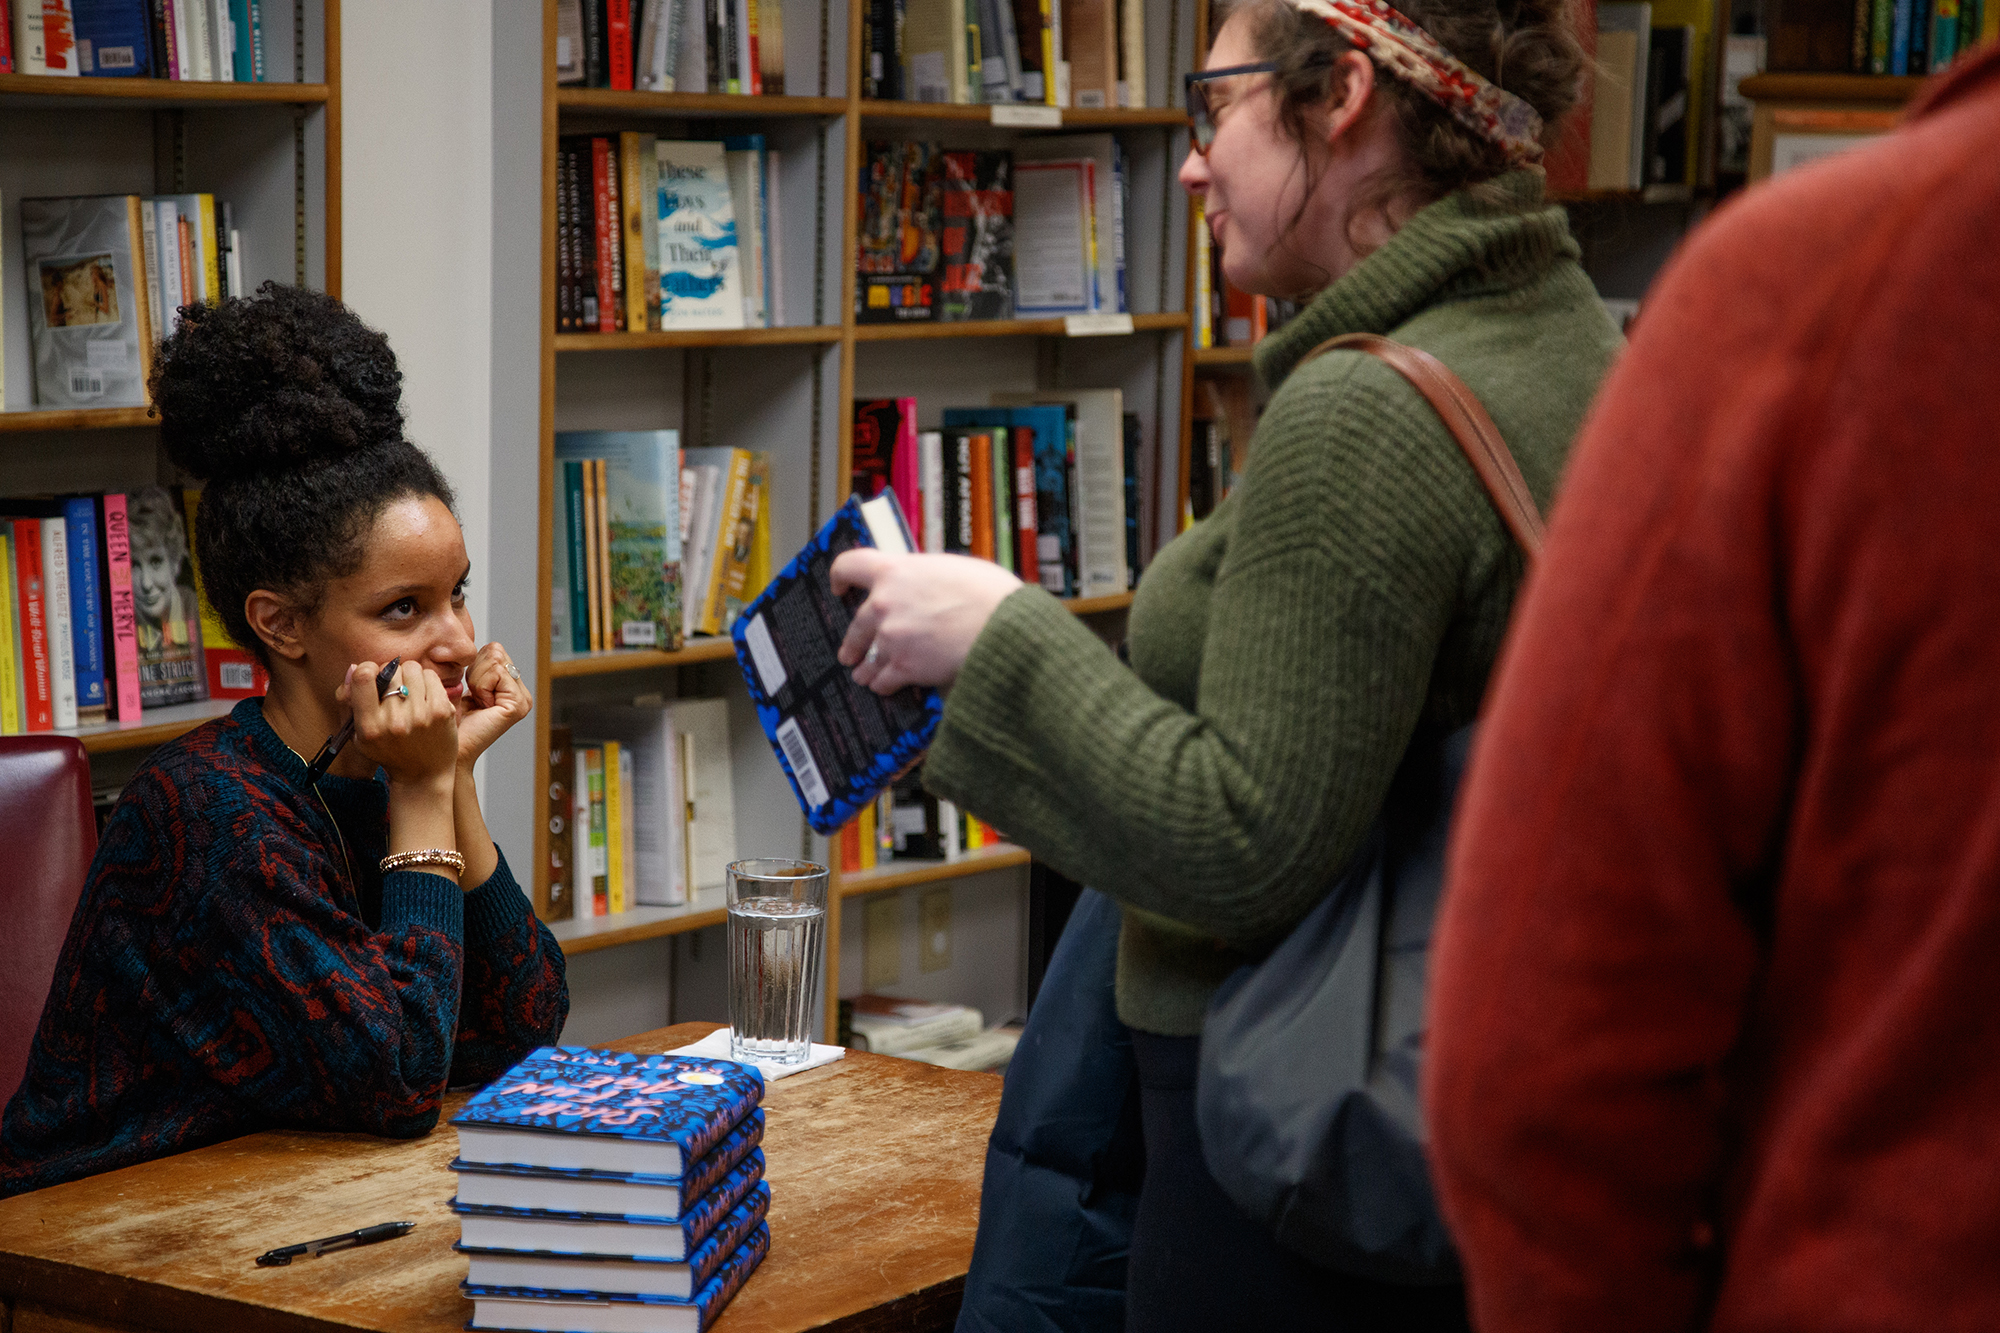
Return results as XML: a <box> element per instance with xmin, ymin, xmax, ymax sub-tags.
<box><xmin>451</xmin><ymin>1046</ymin><xmax>771</xmax><ymax>1333</ymax></box>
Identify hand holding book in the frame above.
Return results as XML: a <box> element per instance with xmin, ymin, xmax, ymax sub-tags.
<box><xmin>831</xmin><ymin>551</ymin><xmax>1024</xmax><ymax>696</ymax></box>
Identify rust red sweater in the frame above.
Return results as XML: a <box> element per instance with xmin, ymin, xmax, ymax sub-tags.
<box><xmin>1425</xmin><ymin>48</ymin><xmax>2000</xmax><ymax>1333</ymax></box>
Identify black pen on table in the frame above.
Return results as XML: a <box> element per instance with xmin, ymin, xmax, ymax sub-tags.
<box><xmin>304</xmin><ymin>658</ymin><xmax>402</xmax><ymax>785</ymax></box>
<box><xmin>255</xmin><ymin>1220</ymin><xmax>416</xmax><ymax>1267</ymax></box>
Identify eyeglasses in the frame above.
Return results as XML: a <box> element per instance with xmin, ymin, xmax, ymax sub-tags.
<box><xmin>1183</xmin><ymin>62</ymin><xmax>1280</xmax><ymax>155</ymax></box>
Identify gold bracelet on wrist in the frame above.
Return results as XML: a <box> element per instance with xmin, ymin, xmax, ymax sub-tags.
<box><xmin>379</xmin><ymin>849</ymin><xmax>466</xmax><ymax>876</ymax></box>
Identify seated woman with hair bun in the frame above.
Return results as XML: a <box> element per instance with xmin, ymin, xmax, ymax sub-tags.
<box><xmin>0</xmin><ymin>284</ymin><xmax>569</xmax><ymax>1200</ymax></box>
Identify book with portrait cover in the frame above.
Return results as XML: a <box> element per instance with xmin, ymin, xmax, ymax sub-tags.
<box><xmin>463</xmin><ymin>1222</ymin><xmax>768</xmax><ymax>1333</ymax></box>
<box><xmin>458</xmin><ymin>1182</ymin><xmax>770</xmax><ymax>1296</ymax></box>
<box><xmin>453</xmin><ymin>1155</ymin><xmax>766</xmax><ymax>1260</ymax></box>
<box><xmin>732</xmin><ymin>489</ymin><xmax>941</xmax><ymax>835</ymax></box>
<box><xmin>20</xmin><ymin>195</ymin><xmax>156</xmax><ymax>409</ymax></box>
<box><xmin>451</xmin><ymin>1047</ymin><xmax>764</xmax><ymax>1179</ymax></box>
<box><xmin>125</xmin><ymin>487</ymin><xmax>209</xmax><ymax>709</ymax></box>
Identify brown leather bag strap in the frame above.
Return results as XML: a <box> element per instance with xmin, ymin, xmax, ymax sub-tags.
<box><xmin>1298</xmin><ymin>331</ymin><xmax>1546</xmax><ymax>562</ymax></box>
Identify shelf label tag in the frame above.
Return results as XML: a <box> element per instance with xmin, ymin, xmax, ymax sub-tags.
<box><xmin>991</xmin><ymin>104</ymin><xmax>1062</xmax><ymax>128</ymax></box>
<box><xmin>1064</xmin><ymin>313</ymin><xmax>1135</xmax><ymax>337</ymax></box>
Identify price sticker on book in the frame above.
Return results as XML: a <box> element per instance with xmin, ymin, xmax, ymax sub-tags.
<box><xmin>1064</xmin><ymin>313</ymin><xmax>1135</xmax><ymax>337</ymax></box>
<box><xmin>991</xmin><ymin>104</ymin><xmax>1063</xmax><ymax>128</ymax></box>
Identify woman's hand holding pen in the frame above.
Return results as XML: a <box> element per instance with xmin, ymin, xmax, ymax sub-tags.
<box><xmin>455</xmin><ymin>642</ymin><xmax>534</xmax><ymax>771</ymax></box>
<box><xmin>832</xmin><ymin>550</ymin><xmax>1022</xmax><ymax>695</ymax></box>
<box><xmin>339</xmin><ymin>658</ymin><xmax>458</xmax><ymax>793</ymax></box>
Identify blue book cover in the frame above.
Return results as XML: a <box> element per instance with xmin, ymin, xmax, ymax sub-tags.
<box><xmin>74</xmin><ymin>0</ymin><xmax>153</xmax><ymax>76</ymax></box>
<box><xmin>452</xmin><ymin>1048</ymin><xmax>763</xmax><ymax>1178</ymax></box>
<box><xmin>731</xmin><ymin>490</ymin><xmax>942</xmax><ymax>835</ymax></box>
<box><xmin>463</xmin><ymin>1222</ymin><xmax>769</xmax><ymax>1333</ymax></box>
<box><xmin>454</xmin><ymin>1155</ymin><xmax>765</xmax><ymax>1259</ymax></box>
<box><xmin>1892</xmin><ymin>0</ymin><xmax>1914</xmax><ymax>72</ymax></box>
<box><xmin>62</xmin><ymin>497</ymin><xmax>106</xmax><ymax>714</ymax></box>
<box><xmin>458</xmin><ymin>1183</ymin><xmax>769</xmax><ymax>1297</ymax></box>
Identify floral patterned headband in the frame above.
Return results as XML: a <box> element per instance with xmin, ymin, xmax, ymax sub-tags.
<box><xmin>1287</xmin><ymin>0</ymin><xmax>1546</xmax><ymax>166</ymax></box>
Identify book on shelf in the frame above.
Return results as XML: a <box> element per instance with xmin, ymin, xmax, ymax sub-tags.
<box><xmin>656</xmin><ymin>140</ymin><xmax>745</xmax><ymax>330</ymax></box>
<box><xmin>463</xmin><ymin>1226</ymin><xmax>769</xmax><ymax>1333</ymax></box>
<box><xmin>1011</xmin><ymin>158</ymin><xmax>1096</xmax><ymax>315</ymax></box>
<box><xmin>603</xmin><ymin>739</ymin><xmax>629</xmax><ymax>914</ymax></box>
<box><xmin>898</xmin><ymin>1023</ymin><xmax>1020</xmax><ymax>1071</ymax></box>
<box><xmin>994</xmin><ymin>388</ymin><xmax>1128</xmax><ymax>595</ymax></box>
<box><xmin>453</xmin><ymin>1153</ymin><xmax>766</xmax><ymax>1261</ymax></box>
<box><xmin>1589</xmin><ymin>4</ymin><xmax>1651</xmax><ymax>191</ymax></box>
<box><xmin>845</xmin><ymin>994</ymin><xmax>983</xmax><ymax>1054</ymax></box>
<box><xmin>547</xmin><ymin>725</ymin><xmax>578</xmax><ymax>921</ymax></box>
<box><xmin>1015</xmin><ymin>132</ymin><xmax>1125</xmax><ymax>313</ymax></box>
<box><xmin>459</xmin><ymin>1185</ymin><xmax>770</xmax><ymax>1300</ymax></box>
<box><xmin>939</xmin><ymin>150</ymin><xmax>1015</xmax><ymax>322</ymax></box>
<box><xmin>19</xmin><ymin>195</ymin><xmax>157</xmax><ymax>411</ymax></box>
<box><xmin>19</xmin><ymin>0</ymin><xmax>270</xmax><ymax>81</ymax></box>
<box><xmin>582</xmin><ymin>744</ymin><xmax>609</xmax><ymax>914</ymax></box>
<box><xmin>568</xmin><ymin>701</ymin><xmax>695</xmax><ymax>908</ymax></box>
<box><xmin>554</xmin><ymin>431</ymin><xmax>685</xmax><ymax>656</ymax></box>
<box><xmin>732</xmin><ymin>489</ymin><xmax>942</xmax><ymax>835</ymax></box>
<box><xmin>856</xmin><ymin>141</ymin><xmax>945</xmax><ymax>323</ymax></box>
<box><xmin>179</xmin><ymin>489</ymin><xmax>268</xmax><ymax>699</ymax></box>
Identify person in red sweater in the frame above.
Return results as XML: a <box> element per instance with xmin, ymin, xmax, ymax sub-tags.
<box><xmin>1422</xmin><ymin>45</ymin><xmax>2000</xmax><ymax>1333</ymax></box>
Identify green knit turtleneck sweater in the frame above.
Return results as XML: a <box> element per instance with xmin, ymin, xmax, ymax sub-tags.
<box><xmin>923</xmin><ymin>172</ymin><xmax>1623</xmax><ymax>1035</ymax></box>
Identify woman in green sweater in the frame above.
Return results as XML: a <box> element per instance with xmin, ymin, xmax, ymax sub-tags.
<box><xmin>835</xmin><ymin>0</ymin><xmax>1618</xmax><ymax>1325</ymax></box>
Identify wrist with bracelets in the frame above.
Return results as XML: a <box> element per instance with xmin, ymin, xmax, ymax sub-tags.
<box><xmin>379</xmin><ymin>849</ymin><xmax>465</xmax><ymax>876</ymax></box>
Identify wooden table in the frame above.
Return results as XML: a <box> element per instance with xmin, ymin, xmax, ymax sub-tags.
<box><xmin>0</xmin><ymin>1023</ymin><xmax>1002</xmax><ymax>1333</ymax></box>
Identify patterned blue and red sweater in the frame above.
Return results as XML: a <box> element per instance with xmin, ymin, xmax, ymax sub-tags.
<box><xmin>0</xmin><ymin>699</ymin><xmax>570</xmax><ymax>1198</ymax></box>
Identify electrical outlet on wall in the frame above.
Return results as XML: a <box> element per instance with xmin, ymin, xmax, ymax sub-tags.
<box><xmin>864</xmin><ymin>895</ymin><xmax>902</xmax><ymax>990</ymax></box>
<box><xmin>920</xmin><ymin>887</ymin><xmax>952</xmax><ymax>973</ymax></box>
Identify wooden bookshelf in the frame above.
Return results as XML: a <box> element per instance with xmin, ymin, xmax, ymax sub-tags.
<box><xmin>529</xmin><ymin>0</ymin><xmax>1197</xmax><ymax>1040</ymax></box>
<box><xmin>554</xmin><ymin>325</ymin><xmax>845</xmax><ymax>351</ymax></box>
<box><xmin>1740</xmin><ymin>72</ymin><xmax>1916</xmax><ymax>182</ymax></box>
<box><xmin>555</xmin><ymin>88</ymin><xmax>847</xmax><ymax>117</ymax></box>
<box><xmin>0</xmin><ymin>74</ymin><xmax>330</xmax><ymax>108</ymax></box>
<box><xmin>0</xmin><ymin>3</ymin><xmax>341</xmax><ymax>759</ymax></box>
<box><xmin>67</xmin><ymin>698</ymin><xmax>241</xmax><ymax>755</ymax></box>
<box><xmin>838</xmin><ymin>844</ymin><xmax>1032</xmax><ymax>897</ymax></box>
<box><xmin>858</xmin><ymin>99</ymin><xmax>1189</xmax><ymax>128</ymax></box>
<box><xmin>548</xmin><ymin>637</ymin><xmax>740</xmax><ymax>678</ymax></box>
<box><xmin>1193</xmin><ymin>346</ymin><xmax>1256</xmax><ymax>367</ymax></box>
<box><xmin>0</xmin><ymin>407</ymin><xmax>157</xmax><ymax>432</ymax></box>
<box><xmin>852</xmin><ymin>312</ymin><xmax>1188</xmax><ymax>341</ymax></box>
<box><xmin>1738</xmin><ymin>73</ymin><xmax>1925</xmax><ymax>102</ymax></box>
<box><xmin>550</xmin><ymin>900</ymin><xmax>731</xmax><ymax>956</ymax></box>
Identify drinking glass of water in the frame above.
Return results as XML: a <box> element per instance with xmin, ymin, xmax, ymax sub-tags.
<box><xmin>727</xmin><ymin>858</ymin><xmax>830</xmax><ymax>1066</ymax></box>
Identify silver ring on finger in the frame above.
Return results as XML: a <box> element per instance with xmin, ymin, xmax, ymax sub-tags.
<box><xmin>505</xmin><ymin>663</ymin><xmax>522</xmax><ymax>682</ymax></box>
<box><xmin>865</xmin><ymin>643</ymin><xmax>881</xmax><ymax>668</ymax></box>
<box><xmin>388</xmin><ymin>683</ymin><xmax>410</xmax><ymax>700</ymax></box>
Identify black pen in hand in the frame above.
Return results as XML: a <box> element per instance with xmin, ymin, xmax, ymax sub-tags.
<box><xmin>304</xmin><ymin>658</ymin><xmax>402</xmax><ymax>785</ymax></box>
<box><xmin>255</xmin><ymin>1220</ymin><xmax>415</xmax><ymax>1267</ymax></box>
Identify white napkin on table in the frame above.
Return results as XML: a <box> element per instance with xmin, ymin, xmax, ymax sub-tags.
<box><xmin>670</xmin><ymin>1027</ymin><xmax>846</xmax><ymax>1081</ymax></box>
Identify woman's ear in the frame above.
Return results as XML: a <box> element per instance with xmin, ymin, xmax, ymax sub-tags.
<box><xmin>1322</xmin><ymin>50</ymin><xmax>1378</xmax><ymax>148</ymax></box>
<box><xmin>244</xmin><ymin>590</ymin><xmax>305</xmax><ymax>661</ymax></box>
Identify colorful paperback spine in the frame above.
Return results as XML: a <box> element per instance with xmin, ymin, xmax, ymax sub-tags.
<box><xmin>99</xmin><ymin>494</ymin><xmax>143</xmax><ymax>721</ymax></box>
<box><xmin>620</xmin><ymin>132</ymin><xmax>654</xmax><ymax>333</ymax></box>
<box><xmin>565</xmin><ymin>459</ymin><xmax>591</xmax><ymax>652</ymax></box>
<box><xmin>0</xmin><ymin>535</ymin><xmax>19</xmax><ymax>734</ymax></box>
<box><xmin>58</xmin><ymin>498</ymin><xmax>105</xmax><ymax>719</ymax></box>
<box><xmin>573</xmin><ymin>748</ymin><xmax>595</xmax><ymax>917</ymax></box>
<box><xmin>41</xmin><ymin>520</ymin><xmax>78</xmax><ymax>731</ymax></box>
<box><xmin>586</xmin><ymin>746</ymin><xmax>609</xmax><ymax>915</ymax></box>
<box><xmin>12</xmin><ymin>521</ymin><xmax>54</xmax><ymax>733</ymax></box>
<box><xmin>603</xmin><ymin>739</ymin><xmax>627</xmax><ymax>915</ymax></box>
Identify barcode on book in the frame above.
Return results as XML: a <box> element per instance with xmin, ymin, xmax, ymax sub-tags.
<box><xmin>775</xmin><ymin>717</ymin><xmax>830</xmax><ymax>809</ymax></box>
<box><xmin>620</xmin><ymin>620</ymin><xmax>658</xmax><ymax>646</ymax></box>
<box><xmin>744</xmin><ymin>614</ymin><xmax>787</xmax><ymax>695</ymax></box>
<box><xmin>220</xmin><ymin>662</ymin><xmax>256</xmax><ymax>690</ymax></box>
<box><xmin>97</xmin><ymin>45</ymin><xmax>137</xmax><ymax>68</ymax></box>
<box><xmin>69</xmin><ymin>372</ymin><xmax>106</xmax><ymax>398</ymax></box>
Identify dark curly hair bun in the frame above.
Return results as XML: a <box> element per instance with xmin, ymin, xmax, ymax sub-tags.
<box><xmin>151</xmin><ymin>282</ymin><xmax>407</xmax><ymax>480</ymax></box>
<box><xmin>148</xmin><ymin>283</ymin><xmax>455</xmax><ymax>662</ymax></box>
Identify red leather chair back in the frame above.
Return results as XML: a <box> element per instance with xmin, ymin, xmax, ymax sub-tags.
<box><xmin>0</xmin><ymin>737</ymin><xmax>97</xmax><ymax>1105</ymax></box>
